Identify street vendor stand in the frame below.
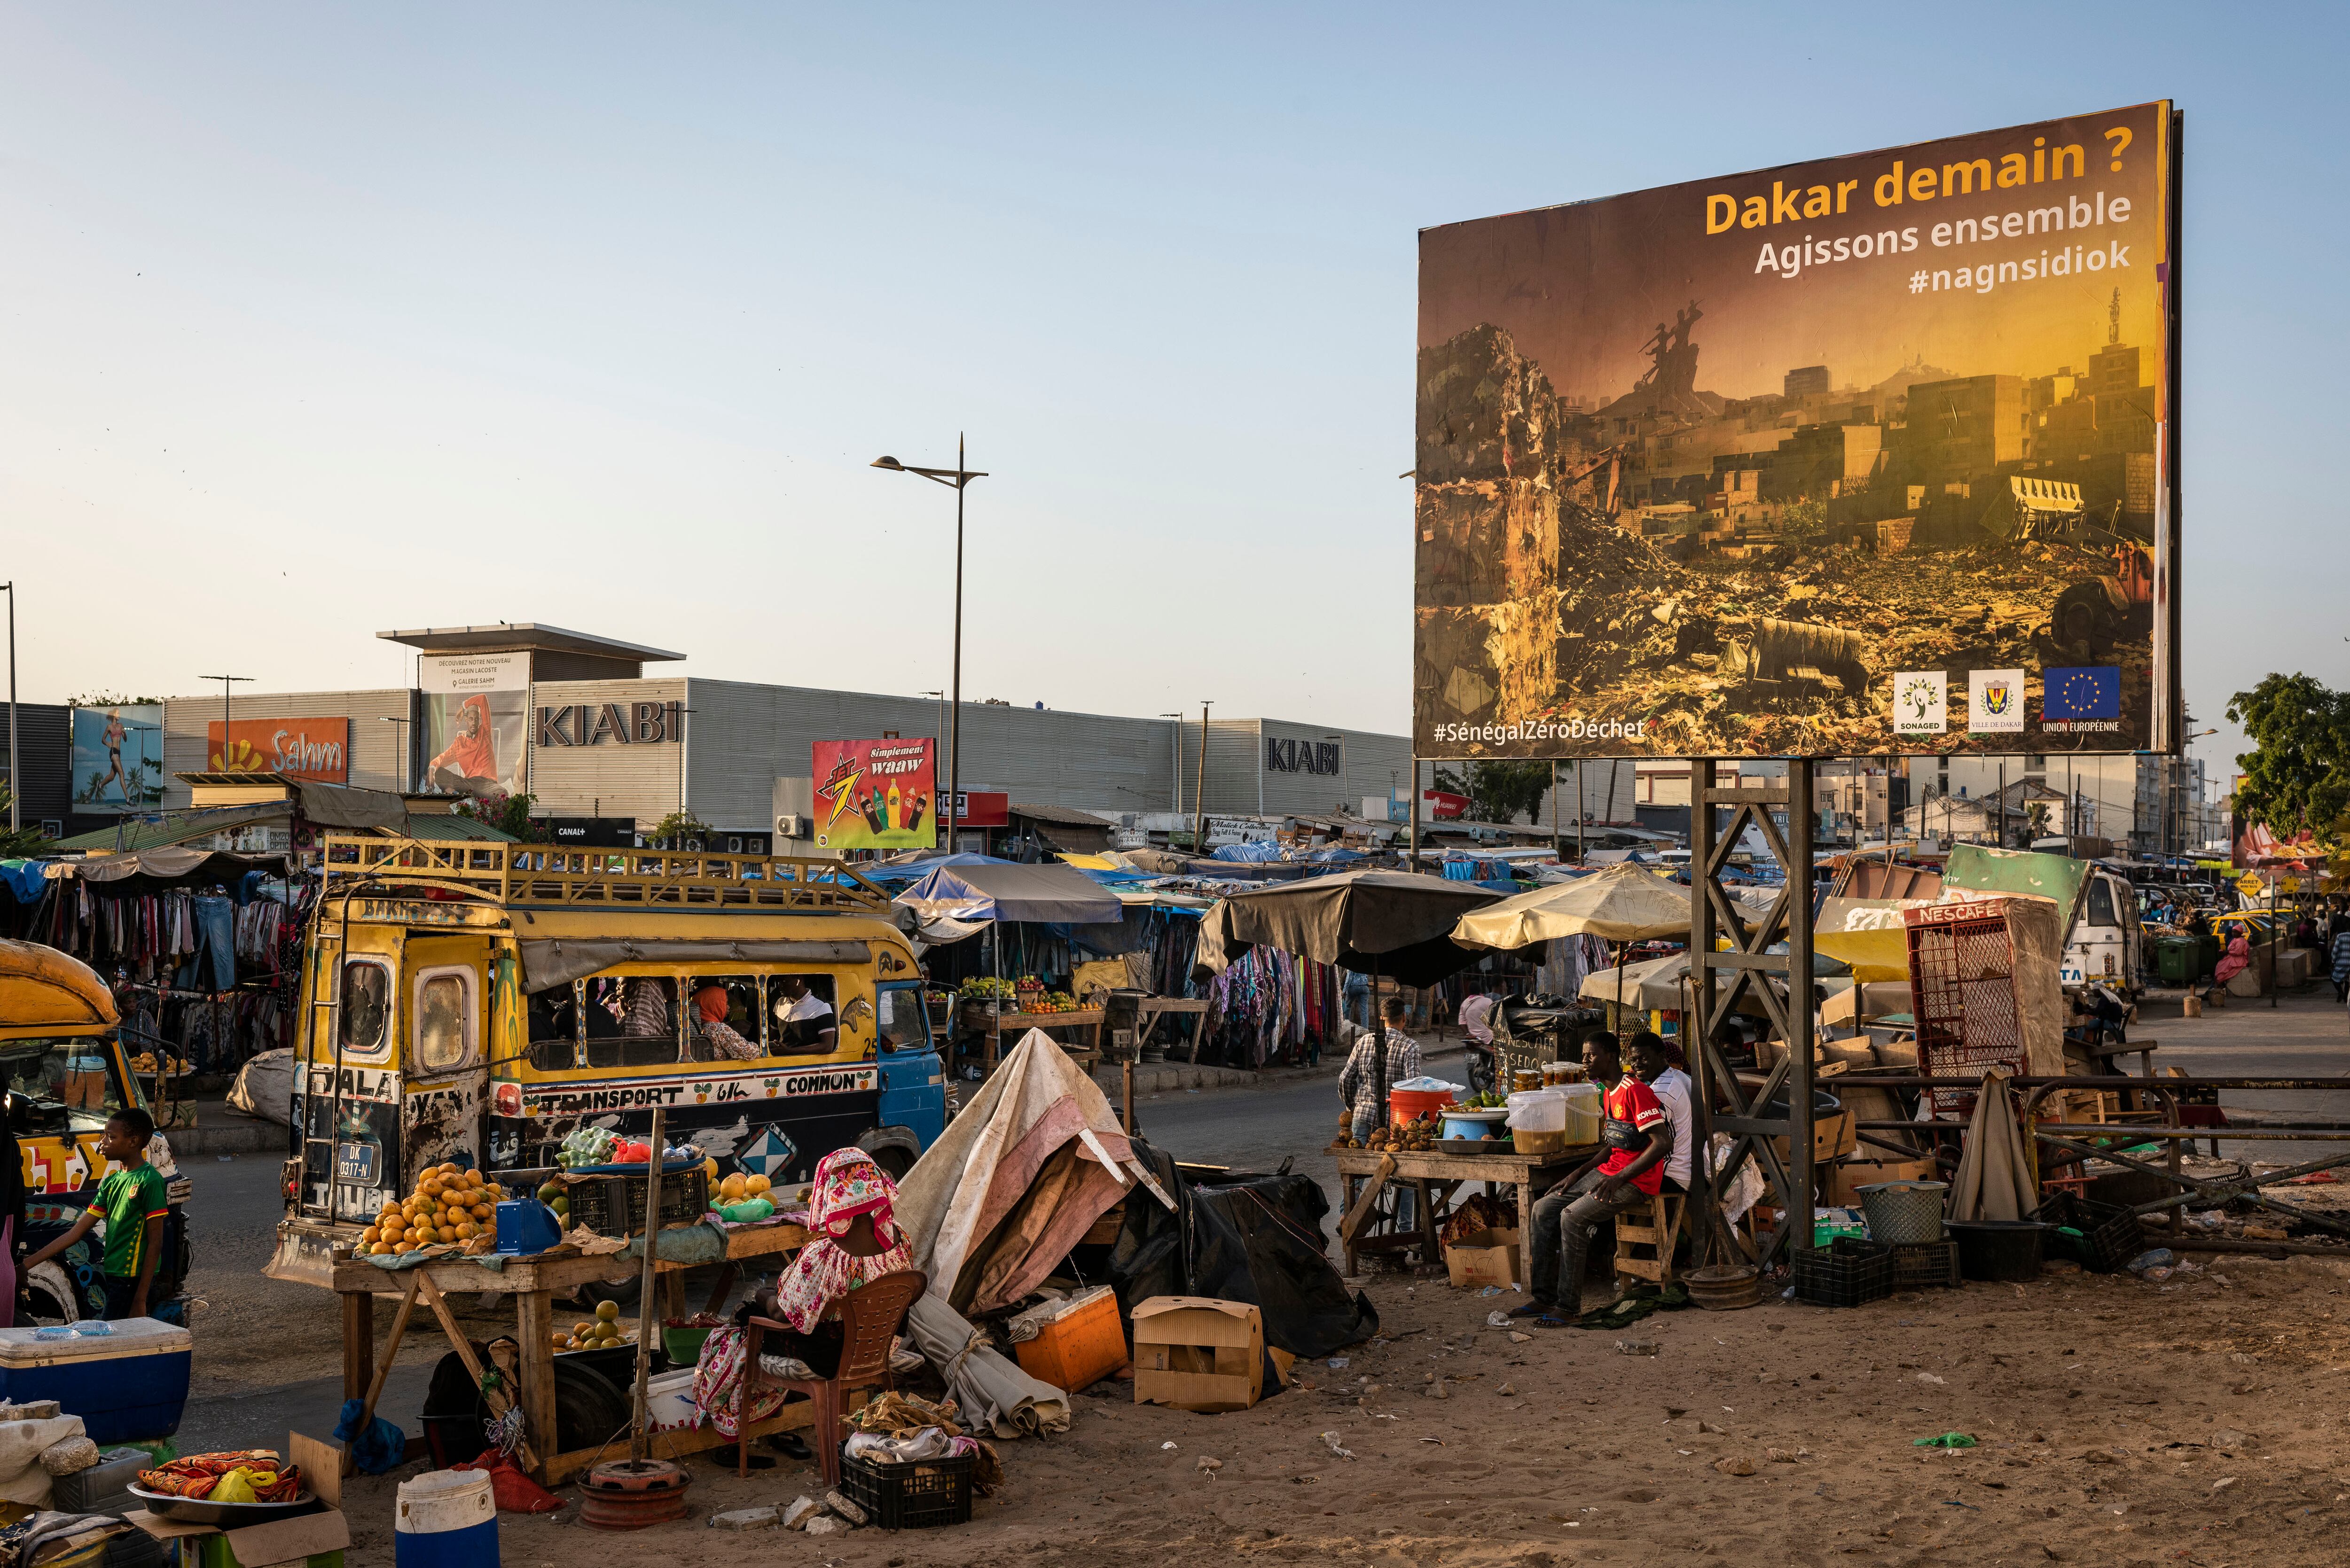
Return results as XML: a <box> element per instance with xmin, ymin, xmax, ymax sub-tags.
<box><xmin>959</xmin><ymin>1000</ymin><xmax>1105</xmax><ymax>1068</ymax></box>
<box><xmin>1333</xmin><ymin>1141</ymin><xmax>1598</xmax><ymax>1277</ymax></box>
<box><xmin>895</xmin><ymin>861</ymin><xmax>1123</xmax><ymax>1072</ymax></box>
<box><xmin>335</xmin><ymin>1223</ymin><xmax>807</xmax><ymax>1486</ymax></box>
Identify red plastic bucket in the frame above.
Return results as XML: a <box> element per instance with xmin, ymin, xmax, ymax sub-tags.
<box><xmin>1388</xmin><ymin>1087</ymin><xmax>1456</xmax><ymax>1127</ymax></box>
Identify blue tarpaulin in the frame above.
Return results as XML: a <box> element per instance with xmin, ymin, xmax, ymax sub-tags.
<box><xmin>0</xmin><ymin>860</ymin><xmax>51</xmax><ymax>903</ymax></box>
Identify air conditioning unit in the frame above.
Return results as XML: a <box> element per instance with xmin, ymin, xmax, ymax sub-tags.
<box><xmin>776</xmin><ymin>813</ymin><xmax>810</xmax><ymax>839</ymax></box>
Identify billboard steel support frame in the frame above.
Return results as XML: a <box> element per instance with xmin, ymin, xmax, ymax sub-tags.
<box><xmin>1689</xmin><ymin>758</ymin><xmax>1817</xmax><ymax>1272</ymax></box>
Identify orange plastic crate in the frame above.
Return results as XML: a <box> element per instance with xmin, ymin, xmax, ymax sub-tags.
<box><xmin>1011</xmin><ymin>1287</ymin><xmax>1129</xmax><ymax>1393</ymax></box>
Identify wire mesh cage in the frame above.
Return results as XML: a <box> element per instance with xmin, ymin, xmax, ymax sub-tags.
<box><xmin>1903</xmin><ymin>900</ymin><xmax>2026</xmax><ymax>1117</ymax></box>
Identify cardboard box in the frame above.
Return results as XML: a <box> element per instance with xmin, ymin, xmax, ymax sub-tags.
<box><xmin>1824</xmin><ymin>1156</ymin><xmax>1937</xmax><ymax>1206</ymax></box>
<box><xmin>129</xmin><ymin>1432</ymin><xmax>347</xmax><ymax>1568</ymax></box>
<box><xmin>1443</xmin><ymin>1227</ymin><xmax>1522</xmax><ymax>1289</ymax></box>
<box><xmin>1771</xmin><ymin>1109</ymin><xmax>1857</xmax><ymax>1167</ymax></box>
<box><xmin>1131</xmin><ymin>1297</ymin><xmax>1263</xmax><ymax>1413</ymax></box>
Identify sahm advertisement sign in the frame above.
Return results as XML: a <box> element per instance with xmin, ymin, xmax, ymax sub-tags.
<box><xmin>812</xmin><ymin>739</ymin><xmax>937</xmax><ymax>850</ymax></box>
<box><xmin>1415</xmin><ymin>101</ymin><xmax>2178</xmax><ymax>760</ymax></box>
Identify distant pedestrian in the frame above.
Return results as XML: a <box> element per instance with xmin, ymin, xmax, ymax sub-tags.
<box><xmin>1340</xmin><ymin>999</ymin><xmax>1424</xmax><ymax>1141</ymax></box>
<box><xmin>2331</xmin><ymin>924</ymin><xmax>2350</xmax><ymax>1005</ymax></box>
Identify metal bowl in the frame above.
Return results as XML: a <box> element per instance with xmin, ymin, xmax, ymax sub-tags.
<box><xmin>124</xmin><ymin>1484</ymin><xmax>321</xmax><ymax>1528</ymax></box>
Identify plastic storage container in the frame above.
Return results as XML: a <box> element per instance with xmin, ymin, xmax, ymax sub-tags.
<box><xmin>50</xmin><ymin>1447</ymin><xmax>149</xmax><ymax>1516</ymax></box>
<box><xmin>1009</xmin><ymin>1286</ymin><xmax>1128</xmax><ymax>1394</ymax></box>
<box><xmin>1507</xmin><ymin>1085</ymin><xmax>1601</xmax><ymax>1143</ymax></box>
<box><xmin>1888</xmin><ymin>1240</ymin><xmax>1963</xmax><ymax>1289</ymax></box>
<box><xmin>1791</xmin><ymin>1237</ymin><xmax>1894</xmax><ymax>1308</ymax></box>
<box><xmin>0</xmin><ymin>1319</ymin><xmax>191</xmax><ymax>1443</ymax></box>
<box><xmin>1949</xmin><ymin>1220</ymin><xmax>2049</xmax><ymax>1282</ymax></box>
<box><xmin>838</xmin><ymin>1449</ymin><xmax>976</xmax><ymax>1530</ymax></box>
<box><xmin>395</xmin><ymin>1469</ymin><xmax>498</xmax><ymax>1568</ymax></box>
<box><xmin>1387</xmin><ymin>1087</ymin><xmax>1457</xmax><ymax>1126</ymax></box>
<box><xmin>2035</xmin><ymin>1191</ymin><xmax>2145</xmax><ymax>1273</ymax></box>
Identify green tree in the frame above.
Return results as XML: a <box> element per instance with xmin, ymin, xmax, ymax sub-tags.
<box><xmin>2226</xmin><ymin>674</ymin><xmax>2350</xmax><ymax>830</ymax></box>
<box><xmin>648</xmin><ymin>809</ymin><xmax>712</xmax><ymax>850</ymax></box>
<box><xmin>0</xmin><ymin>788</ymin><xmax>51</xmax><ymax>858</ymax></box>
<box><xmin>454</xmin><ymin>790</ymin><xmax>549</xmax><ymax>843</ymax></box>
<box><xmin>1433</xmin><ymin>761</ymin><xmax>1555</xmax><ymax>826</ymax></box>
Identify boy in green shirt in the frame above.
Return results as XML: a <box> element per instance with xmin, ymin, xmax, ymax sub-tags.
<box><xmin>26</xmin><ymin>1108</ymin><xmax>169</xmax><ymax>1320</ymax></box>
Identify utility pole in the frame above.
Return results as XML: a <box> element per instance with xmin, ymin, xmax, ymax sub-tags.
<box><xmin>200</xmin><ymin>675</ymin><xmax>252</xmax><ymax>768</ymax></box>
<box><xmin>1192</xmin><ymin>702</ymin><xmax>1211</xmax><ymax>856</ymax></box>
<box><xmin>2</xmin><ymin>582</ymin><xmax>15</xmax><ymax>831</ymax></box>
<box><xmin>1408</xmin><ymin>756</ymin><xmax>1420</xmax><ymax>869</ymax></box>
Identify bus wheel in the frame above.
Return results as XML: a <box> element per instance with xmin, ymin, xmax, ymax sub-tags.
<box><xmin>22</xmin><ymin>1263</ymin><xmax>80</xmax><ymax>1326</ymax></box>
<box><xmin>869</xmin><ymin>1145</ymin><xmax>914</xmax><ymax>1181</ymax></box>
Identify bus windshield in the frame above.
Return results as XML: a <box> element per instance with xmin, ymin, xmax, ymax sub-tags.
<box><xmin>1</xmin><ymin>1038</ymin><xmax>127</xmax><ymax>1137</ymax></box>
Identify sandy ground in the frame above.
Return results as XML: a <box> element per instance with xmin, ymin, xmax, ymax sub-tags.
<box><xmin>312</xmin><ymin>1250</ymin><xmax>2350</xmax><ymax>1568</ymax></box>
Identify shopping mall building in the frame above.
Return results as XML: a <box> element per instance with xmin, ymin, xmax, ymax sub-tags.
<box><xmin>139</xmin><ymin>624</ymin><xmax>1421</xmax><ymax>852</ymax></box>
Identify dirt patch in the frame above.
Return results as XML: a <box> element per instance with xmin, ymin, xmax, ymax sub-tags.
<box><xmin>317</xmin><ymin>1254</ymin><xmax>2350</xmax><ymax>1566</ymax></box>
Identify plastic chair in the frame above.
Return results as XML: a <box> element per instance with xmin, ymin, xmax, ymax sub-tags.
<box><xmin>736</xmin><ymin>1269</ymin><xmax>927</xmax><ymax>1485</ymax></box>
<box><xmin>1614</xmin><ymin>1192</ymin><xmax>1684</xmax><ymax>1287</ymax></box>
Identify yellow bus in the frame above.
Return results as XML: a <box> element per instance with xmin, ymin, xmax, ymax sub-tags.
<box><xmin>268</xmin><ymin>837</ymin><xmax>944</xmax><ymax>1287</ymax></box>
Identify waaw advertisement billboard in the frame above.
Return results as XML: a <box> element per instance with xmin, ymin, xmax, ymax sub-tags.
<box><xmin>1415</xmin><ymin>101</ymin><xmax>2178</xmax><ymax>760</ymax></box>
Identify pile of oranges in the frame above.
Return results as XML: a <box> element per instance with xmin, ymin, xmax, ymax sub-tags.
<box><xmin>361</xmin><ymin>1163</ymin><xmax>506</xmax><ymax>1258</ymax></box>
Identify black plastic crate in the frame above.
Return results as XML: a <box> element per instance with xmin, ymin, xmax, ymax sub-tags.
<box><xmin>1791</xmin><ymin>1236</ymin><xmax>1894</xmax><ymax>1308</ymax></box>
<box><xmin>1888</xmin><ymin>1239</ymin><xmax>1962</xmax><ymax>1289</ymax></box>
<box><xmin>2036</xmin><ymin>1190</ymin><xmax>2144</xmax><ymax>1273</ymax></box>
<box><xmin>838</xmin><ymin>1449</ymin><xmax>975</xmax><ymax>1530</ymax></box>
<box><xmin>565</xmin><ymin>1169</ymin><xmax>710</xmax><ymax>1237</ymax></box>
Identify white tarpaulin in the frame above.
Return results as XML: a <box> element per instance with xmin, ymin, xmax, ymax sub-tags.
<box><xmin>895</xmin><ymin>1030</ymin><xmax>1136</xmax><ymax>1315</ymax></box>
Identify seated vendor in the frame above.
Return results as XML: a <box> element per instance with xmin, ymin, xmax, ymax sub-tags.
<box><xmin>691</xmin><ymin>1149</ymin><xmax>912</xmax><ymax>1441</ymax></box>
<box><xmin>1511</xmin><ymin>1029</ymin><xmax>1671</xmax><ymax>1327</ymax></box>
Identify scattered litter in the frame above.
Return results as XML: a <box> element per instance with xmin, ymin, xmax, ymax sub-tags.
<box><xmin>1320</xmin><ymin>1432</ymin><xmax>1356</xmax><ymax>1460</ymax></box>
<box><xmin>1914</xmin><ymin>1433</ymin><xmax>1977</xmax><ymax>1449</ymax></box>
<box><xmin>1766</xmin><ymin>1448</ymin><xmax>1806</xmax><ymax>1463</ymax></box>
<box><xmin>1942</xmin><ymin>1499</ymin><xmax>1980</xmax><ymax>1511</ymax></box>
<box><xmin>1196</xmin><ymin>1457</ymin><xmax>1223</xmax><ymax>1474</ymax></box>
<box><xmin>2212</xmin><ymin>1477</ymin><xmax>2238</xmax><ymax>1491</ymax></box>
<box><xmin>1478</xmin><ymin>1286</ymin><xmax>1502</xmax><ymax>1297</ymax></box>
<box><xmin>1486</xmin><ymin>1312</ymin><xmax>1511</xmax><ymax>1328</ymax></box>
<box><xmin>1700</xmin><ymin>1421</ymin><xmax>1726</xmax><ymax>1435</ymax></box>
<box><xmin>2125</xmin><ymin>1248</ymin><xmax>2176</xmax><ymax>1274</ymax></box>
<box><xmin>1508</xmin><ymin>1332</ymin><xmax>1532</xmax><ymax>1344</ymax></box>
<box><xmin>1497</xmin><ymin>1383</ymin><xmax>1517</xmax><ymax>1396</ymax></box>
<box><xmin>1915</xmin><ymin>1372</ymin><xmax>1946</xmax><ymax>1386</ymax></box>
<box><xmin>1713</xmin><ymin>1456</ymin><xmax>1756</xmax><ymax>1476</ymax></box>
<box><xmin>1161</xmin><ymin>1442</ymin><xmax>1178</xmax><ymax>1451</ymax></box>
<box><xmin>1615</xmin><ymin>1339</ymin><xmax>1660</xmax><ymax>1357</ymax></box>
<box><xmin>1326</xmin><ymin>1358</ymin><xmax>1348</xmax><ymax>1369</ymax></box>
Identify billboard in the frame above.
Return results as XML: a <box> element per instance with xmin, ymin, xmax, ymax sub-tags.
<box><xmin>70</xmin><ymin>704</ymin><xmax>164</xmax><ymax>813</ymax></box>
<box><xmin>208</xmin><ymin>717</ymin><xmax>350</xmax><ymax>782</ymax></box>
<box><xmin>1415</xmin><ymin>102</ymin><xmax>2177</xmax><ymax>759</ymax></box>
<box><xmin>812</xmin><ymin>739</ymin><xmax>938</xmax><ymax>850</ymax></box>
<box><xmin>421</xmin><ymin>652</ymin><xmax>529</xmax><ymax>801</ymax></box>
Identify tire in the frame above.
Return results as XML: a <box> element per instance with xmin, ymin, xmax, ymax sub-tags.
<box><xmin>869</xmin><ymin>1145</ymin><xmax>914</xmax><ymax>1181</ymax></box>
<box><xmin>573</xmin><ymin>1277</ymin><xmax>641</xmax><ymax>1311</ymax></box>
<box><xmin>21</xmin><ymin>1263</ymin><xmax>79</xmax><ymax>1327</ymax></box>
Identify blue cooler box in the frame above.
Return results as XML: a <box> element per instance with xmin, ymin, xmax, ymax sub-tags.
<box><xmin>0</xmin><ymin>1318</ymin><xmax>192</xmax><ymax>1443</ymax></box>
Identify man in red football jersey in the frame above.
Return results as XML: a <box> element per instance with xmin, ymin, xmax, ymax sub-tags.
<box><xmin>1512</xmin><ymin>1030</ymin><xmax>1672</xmax><ymax>1326</ymax></box>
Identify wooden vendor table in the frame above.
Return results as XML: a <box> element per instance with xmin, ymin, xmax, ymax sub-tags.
<box><xmin>959</xmin><ymin>1003</ymin><xmax>1105</xmax><ymax>1068</ymax></box>
<box><xmin>1131</xmin><ymin>996</ymin><xmax>1212</xmax><ymax>1061</ymax></box>
<box><xmin>334</xmin><ymin>1222</ymin><xmax>807</xmax><ymax>1486</ymax></box>
<box><xmin>1332</xmin><ymin>1144</ymin><xmax>1598</xmax><ymax>1278</ymax></box>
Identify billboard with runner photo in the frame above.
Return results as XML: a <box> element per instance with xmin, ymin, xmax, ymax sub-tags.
<box><xmin>70</xmin><ymin>704</ymin><xmax>164</xmax><ymax>812</ymax></box>
<box><xmin>812</xmin><ymin>739</ymin><xmax>937</xmax><ymax>850</ymax></box>
<box><xmin>1415</xmin><ymin>101</ymin><xmax>2178</xmax><ymax>759</ymax></box>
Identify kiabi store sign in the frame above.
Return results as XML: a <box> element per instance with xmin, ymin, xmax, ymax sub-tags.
<box><xmin>535</xmin><ymin>702</ymin><xmax>684</xmax><ymax>746</ymax></box>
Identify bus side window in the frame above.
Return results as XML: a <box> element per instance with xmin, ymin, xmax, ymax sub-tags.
<box><xmin>585</xmin><ymin>976</ymin><xmax>680</xmax><ymax>1068</ymax></box>
<box><xmin>767</xmin><ymin>974</ymin><xmax>838</xmax><ymax>1056</ymax></box>
<box><xmin>527</xmin><ymin>984</ymin><xmax>580</xmax><ymax>1071</ymax></box>
<box><xmin>687</xmin><ymin>977</ymin><xmax>761</xmax><ymax>1061</ymax></box>
<box><xmin>340</xmin><ymin>960</ymin><xmax>392</xmax><ymax>1056</ymax></box>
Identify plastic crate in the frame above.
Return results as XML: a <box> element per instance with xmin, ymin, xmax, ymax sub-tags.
<box><xmin>1888</xmin><ymin>1240</ymin><xmax>1962</xmax><ymax>1289</ymax></box>
<box><xmin>1790</xmin><ymin>1236</ymin><xmax>1894</xmax><ymax>1308</ymax></box>
<box><xmin>2036</xmin><ymin>1190</ymin><xmax>2144</xmax><ymax>1273</ymax></box>
<box><xmin>566</xmin><ymin>1169</ymin><xmax>711</xmax><ymax>1237</ymax></box>
<box><xmin>838</xmin><ymin>1449</ymin><xmax>975</xmax><ymax>1530</ymax></box>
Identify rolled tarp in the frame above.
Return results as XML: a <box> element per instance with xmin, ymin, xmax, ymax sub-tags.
<box><xmin>514</xmin><ymin>937</ymin><xmax>871</xmax><ymax>993</ymax></box>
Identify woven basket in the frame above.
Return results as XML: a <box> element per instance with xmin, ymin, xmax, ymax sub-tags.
<box><xmin>1856</xmin><ymin>1180</ymin><xmax>1947</xmax><ymax>1245</ymax></box>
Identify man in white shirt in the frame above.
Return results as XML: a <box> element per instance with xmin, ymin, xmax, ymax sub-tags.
<box><xmin>1633</xmin><ymin>1030</ymin><xmax>1694</xmax><ymax>1193</ymax></box>
<box><xmin>774</xmin><ymin>975</ymin><xmax>838</xmax><ymax>1053</ymax></box>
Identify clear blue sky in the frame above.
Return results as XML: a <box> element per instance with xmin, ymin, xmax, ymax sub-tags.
<box><xmin>3</xmin><ymin>3</ymin><xmax>2340</xmax><ymax>786</ymax></box>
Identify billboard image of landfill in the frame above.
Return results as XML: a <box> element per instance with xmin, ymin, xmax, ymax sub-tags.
<box><xmin>1414</xmin><ymin>102</ymin><xmax>2177</xmax><ymax>759</ymax></box>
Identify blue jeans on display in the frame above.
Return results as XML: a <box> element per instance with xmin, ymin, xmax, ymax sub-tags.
<box><xmin>1344</xmin><ymin>974</ymin><xmax>1371</xmax><ymax>1028</ymax></box>
<box><xmin>1526</xmin><ymin>1171</ymin><xmax>1651</xmax><ymax>1310</ymax></box>
<box><xmin>194</xmin><ymin>897</ymin><xmax>235</xmax><ymax>992</ymax></box>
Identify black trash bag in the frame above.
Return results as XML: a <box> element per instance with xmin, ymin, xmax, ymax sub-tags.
<box><xmin>1106</xmin><ymin>1139</ymin><xmax>1378</xmax><ymax>1389</ymax></box>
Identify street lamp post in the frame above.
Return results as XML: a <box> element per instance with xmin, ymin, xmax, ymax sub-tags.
<box><xmin>1</xmin><ymin>582</ymin><xmax>15</xmax><ymax>831</ymax></box>
<box><xmin>380</xmin><ymin>716</ymin><xmax>410</xmax><ymax>792</ymax></box>
<box><xmin>200</xmin><ymin>675</ymin><xmax>253</xmax><ymax>769</ymax></box>
<box><xmin>873</xmin><ymin>441</ymin><xmax>987</xmax><ymax>855</ymax></box>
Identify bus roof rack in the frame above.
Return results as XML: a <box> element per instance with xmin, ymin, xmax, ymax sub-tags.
<box><xmin>320</xmin><ymin>835</ymin><xmax>893</xmax><ymax>913</ymax></box>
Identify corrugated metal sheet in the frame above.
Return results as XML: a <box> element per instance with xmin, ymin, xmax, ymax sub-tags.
<box><xmin>0</xmin><ymin>703</ymin><xmax>72</xmax><ymax>821</ymax></box>
<box><xmin>161</xmin><ymin>689</ymin><xmax>414</xmax><ymax>805</ymax></box>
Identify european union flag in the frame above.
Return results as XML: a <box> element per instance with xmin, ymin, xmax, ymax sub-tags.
<box><xmin>2044</xmin><ymin>666</ymin><xmax>2120</xmax><ymax>721</ymax></box>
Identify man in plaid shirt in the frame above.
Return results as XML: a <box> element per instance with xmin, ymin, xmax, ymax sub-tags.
<box><xmin>1340</xmin><ymin>997</ymin><xmax>1424</xmax><ymax>1140</ymax></box>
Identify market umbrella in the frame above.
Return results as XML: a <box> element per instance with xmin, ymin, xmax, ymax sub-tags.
<box><xmin>1949</xmin><ymin>1066</ymin><xmax>2036</xmax><ymax>1222</ymax></box>
<box><xmin>1450</xmin><ymin>863</ymin><xmax>1692</xmax><ymax>950</ymax></box>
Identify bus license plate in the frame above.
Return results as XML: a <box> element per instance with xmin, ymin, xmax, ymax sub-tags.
<box><xmin>335</xmin><ymin>1143</ymin><xmax>378</xmax><ymax>1185</ymax></box>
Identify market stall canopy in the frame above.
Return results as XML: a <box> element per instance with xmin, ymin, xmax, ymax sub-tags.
<box><xmin>294</xmin><ymin>780</ymin><xmax>408</xmax><ymax>832</ymax></box>
<box><xmin>43</xmin><ymin>847</ymin><xmax>280</xmax><ymax>884</ymax></box>
<box><xmin>893</xmin><ymin>861</ymin><xmax>1122</xmax><ymax>925</ymax></box>
<box><xmin>1452</xmin><ymin>863</ymin><xmax>1692</xmax><ymax>950</ymax></box>
<box><xmin>1578</xmin><ymin>947</ymin><xmax>1850</xmax><ymax>1014</ymax></box>
<box><xmin>1192</xmin><ymin>869</ymin><xmax>1501</xmax><ymax>989</ymax></box>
